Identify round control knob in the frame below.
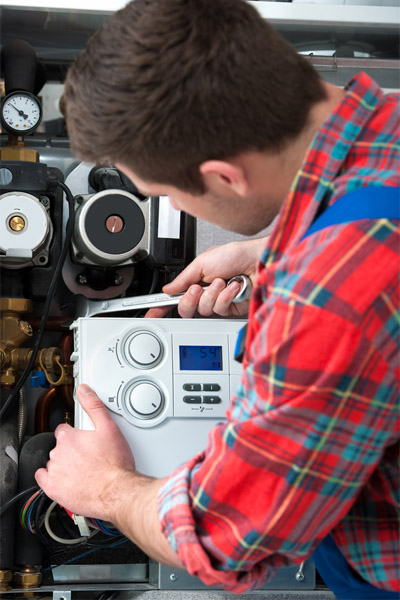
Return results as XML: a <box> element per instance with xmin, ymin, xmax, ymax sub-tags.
<box><xmin>125</xmin><ymin>331</ymin><xmax>163</xmax><ymax>368</ymax></box>
<box><xmin>125</xmin><ymin>381</ymin><xmax>164</xmax><ymax>419</ymax></box>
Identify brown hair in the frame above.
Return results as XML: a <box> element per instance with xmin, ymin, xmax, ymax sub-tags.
<box><xmin>64</xmin><ymin>0</ymin><xmax>326</xmax><ymax>194</ymax></box>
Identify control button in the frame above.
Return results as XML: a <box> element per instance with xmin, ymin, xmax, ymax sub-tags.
<box><xmin>125</xmin><ymin>331</ymin><xmax>162</xmax><ymax>367</ymax></box>
<box><xmin>203</xmin><ymin>396</ymin><xmax>222</xmax><ymax>404</ymax></box>
<box><xmin>126</xmin><ymin>381</ymin><xmax>164</xmax><ymax>417</ymax></box>
<box><xmin>183</xmin><ymin>383</ymin><xmax>201</xmax><ymax>391</ymax></box>
<box><xmin>202</xmin><ymin>383</ymin><xmax>221</xmax><ymax>392</ymax></box>
<box><xmin>183</xmin><ymin>396</ymin><xmax>202</xmax><ymax>404</ymax></box>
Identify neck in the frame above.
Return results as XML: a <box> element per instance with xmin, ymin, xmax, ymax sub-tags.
<box><xmin>243</xmin><ymin>81</ymin><xmax>346</xmax><ymax>209</ymax></box>
<box><xmin>280</xmin><ymin>81</ymin><xmax>346</xmax><ymax>188</ymax></box>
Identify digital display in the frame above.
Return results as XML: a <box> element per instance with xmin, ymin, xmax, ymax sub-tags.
<box><xmin>179</xmin><ymin>345</ymin><xmax>223</xmax><ymax>371</ymax></box>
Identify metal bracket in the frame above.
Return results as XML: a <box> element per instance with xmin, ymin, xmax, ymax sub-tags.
<box><xmin>307</xmin><ymin>53</ymin><xmax>338</xmax><ymax>72</ymax></box>
<box><xmin>52</xmin><ymin>592</ymin><xmax>72</xmax><ymax>600</ymax></box>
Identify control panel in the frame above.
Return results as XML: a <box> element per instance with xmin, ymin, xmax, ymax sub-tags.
<box><xmin>71</xmin><ymin>318</ymin><xmax>245</xmax><ymax>477</ymax></box>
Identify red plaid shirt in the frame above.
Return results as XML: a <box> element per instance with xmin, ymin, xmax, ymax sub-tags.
<box><xmin>158</xmin><ymin>73</ymin><xmax>400</xmax><ymax>593</ymax></box>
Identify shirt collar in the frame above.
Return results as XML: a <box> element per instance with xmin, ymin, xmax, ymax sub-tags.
<box><xmin>261</xmin><ymin>72</ymin><xmax>384</xmax><ymax>267</ymax></box>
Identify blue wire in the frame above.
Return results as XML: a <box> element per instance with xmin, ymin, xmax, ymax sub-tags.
<box><xmin>26</xmin><ymin>495</ymin><xmax>41</xmax><ymax>533</ymax></box>
<box><xmin>92</xmin><ymin>518</ymin><xmax>120</xmax><ymax>537</ymax></box>
<box><xmin>44</xmin><ymin>537</ymin><xmax>128</xmax><ymax>571</ymax></box>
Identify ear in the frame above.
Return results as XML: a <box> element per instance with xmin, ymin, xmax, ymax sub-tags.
<box><xmin>199</xmin><ymin>160</ymin><xmax>248</xmax><ymax>197</ymax></box>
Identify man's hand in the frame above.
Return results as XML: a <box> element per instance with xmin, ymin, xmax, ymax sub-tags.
<box><xmin>146</xmin><ymin>238</ymin><xmax>266</xmax><ymax>319</ymax></box>
<box><xmin>35</xmin><ymin>384</ymin><xmax>135</xmax><ymax>521</ymax></box>
<box><xmin>36</xmin><ymin>384</ymin><xmax>183</xmax><ymax>568</ymax></box>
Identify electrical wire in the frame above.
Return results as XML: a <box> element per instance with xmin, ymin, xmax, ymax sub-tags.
<box><xmin>26</xmin><ymin>492</ymin><xmax>43</xmax><ymax>533</ymax></box>
<box><xmin>97</xmin><ymin>592</ymin><xmax>120</xmax><ymax>600</ymax></box>
<box><xmin>21</xmin><ymin>490</ymin><xmax>41</xmax><ymax>529</ymax></box>
<box><xmin>33</xmin><ymin>489</ymin><xmax>52</xmax><ymax>546</ymax></box>
<box><xmin>44</xmin><ymin>501</ymin><xmax>89</xmax><ymax>545</ymax></box>
<box><xmin>88</xmin><ymin>518</ymin><xmax>121</xmax><ymax>537</ymax></box>
<box><xmin>0</xmin><ymin>180</ymin><xmax>76</xmax><ymax>421</ymax></box>
<box><xmin>19</xmin><ymin>490</ymin><xmax>124</xmax><ymax>548</ymax></box>
<box><xmin>44</xmin><ymin>530</ymin><xmax>126</xmax><ymax>561</ymax></box>
<box><xmin>0</xmin><ymin>485</ymin><xmax>39</xmax><ymax>516</ymax></box>
<box><xmin>44</xmin><ymin>537</ymin><xmax>129</xmax><ymax>571</ymax></box>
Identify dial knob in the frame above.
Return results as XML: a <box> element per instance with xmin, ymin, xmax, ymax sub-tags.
<box><xmin>124</xmin><ymin>331</ymin><xmax>163</xmax><ymax>368</ymax></box>
<box><xmin>125</xmin><ymin>381</ymin><xmax>164</xmax><ymax>419</ymax></box>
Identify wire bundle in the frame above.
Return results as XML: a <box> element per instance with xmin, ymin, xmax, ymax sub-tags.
<box><xmin>20</xmin><ymin>489</ymin><xmax>44</xmax><ymax>533</ymax></box>
<box><xmin>18</xmin><ymin>489</ymin><xmax>125</xmax><ymax>546</ymax></box>
<box><xmin>88</xmin><ymin>519</ymin><xmax>121</xmax><ymax>537</ymax></box>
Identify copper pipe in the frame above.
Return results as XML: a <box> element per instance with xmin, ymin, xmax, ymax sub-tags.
<box><xmin>58</xmin><ymin>333</ymin><xmax>74</xmax><ymax>412</ymax></box>
<box><xmin>28</xmin><ymin>316</ymin><xmax>72</xmax><ymax>331</ymax></box>
<box><xmin>34</xmin><ymin>387</ymin><xmax>59</xmax><ymax>434</ymax></box>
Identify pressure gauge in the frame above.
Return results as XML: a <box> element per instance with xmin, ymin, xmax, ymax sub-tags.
<box><xmin>1</xmin><ymin>91</ymin><xmax>42</xmax><ymax>135</ymax></box>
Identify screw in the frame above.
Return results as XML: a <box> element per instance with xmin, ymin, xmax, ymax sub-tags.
<box><xmin>77</xmin><ymin>273</ymin><xmax>87</xmax><ymax>285</ymax></box>
<box><xmin>169</xmin><ymin>573</ymin><xmax>178</xmax><ymax>582</ymax></box>
<box><xmin>75</xmin><ymin>195</ymin><xmax>84</xmax><ymax>204</ymax></box>
<box><xmin>40</xmin><ymin>196</ymin><xmax>49</xmax><ymax>206</ymax></box>
<box><xmin>295</xmin><ymin>561</ymin><xmax>305</xmax><ymax>582</ymax></box>
<box><xmin>114</xmin><ymin>274</ymin><xmax>123</xmax><ymax>286</ymax></box>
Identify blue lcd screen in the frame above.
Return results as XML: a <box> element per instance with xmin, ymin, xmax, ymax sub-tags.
<box><xmin>179</xmin><ymin>345</ymin><xmax>222</xmax><ymax>371</ymax></box>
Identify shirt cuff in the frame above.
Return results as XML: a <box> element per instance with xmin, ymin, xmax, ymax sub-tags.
<box><xmin>157</xmin><ymin>451</ymin><xmax>269</xmax><ymax>593</ymax></box>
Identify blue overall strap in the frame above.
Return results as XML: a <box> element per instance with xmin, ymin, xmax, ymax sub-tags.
<box><xmin>234</xmin><ymin>187</ymin><xmax>399</xmax><ymax>364</ymax></box>
<box><xmin>312</xmin><ymin>535</ymin><xmax>399</xmax><ymax>600</ymax></box>
<box><xmin>309</xmin><ymin>186</ymin><xmax>400</xmax><ymax>599</ymax></box>
<box><xmin>301</xmin><ymin>186</ymin><xmax>400</xmax><ymax>242</ymax></box>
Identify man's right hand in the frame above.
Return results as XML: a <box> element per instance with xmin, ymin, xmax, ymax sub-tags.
<box><xmin>146</xmin><ymin>238</ymin><xmax>266</xmax><ymax>319</ymax></box>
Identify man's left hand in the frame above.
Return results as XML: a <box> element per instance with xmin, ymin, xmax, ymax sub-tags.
<box><xmin>35</xmin><ymin>383</ymin><xmax>135</xmax><ymax>521</ymax></box>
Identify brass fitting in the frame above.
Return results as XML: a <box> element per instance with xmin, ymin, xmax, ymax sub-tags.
<box><xmin>0</xmin><ymin>135</ymin><xmax>39</xmax><ymax>163</ymax></box>
<box><xmin>0</xmin><ymin>298</ymin><xmax>33</xmax><ymax>349</ymax></box>
<box><xmin>0</xmin><ymin>298</ymin><xmax>72</xmax><ymax>387</ymax></box>
<box><xmin>0</xmin><ymin>569</ymin><xmax>12</xmax><ymax>591</ymax></box>
<box><xmin>0</xmin><ymin>299</ymin><xmax>36</xmax><ymax>385</ymax></box>
<box><xmin>13</xmin><ymin>566</ymin><xmax>42</xmax><ymax>597</ymax></box>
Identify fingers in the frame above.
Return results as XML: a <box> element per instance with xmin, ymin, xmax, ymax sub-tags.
<box><xmin>145</xmin><ymin>306</ymin><xmax>175</xmax><ymax>319</ymax></box>
<box><xmin>175</xmin><ymin>284</ymin><xmax>203</xmax><ymax>319</ymax></box>
<box><xmin>148</xmin><ymin>278</ymin><xmax>246</xmax><ymax>319</ymax></box>
<box><xmin>162</xmin><ymin>257</ymin><xmax>207</xmax><ymax>295</ymax></box>
<box><xmin>76</xmin><ymin>384</ymin><xmax>114</xmax><ymax>431</ymax></box>
<box><xmin>195</xmin><ymin>278</ymin><xmax>226</xmax><ymax>316</ymax></box>
<box><xmin>212</xmin><ymin>280</ymin><xmax>241</xmax><ymax>315</ymax></box>
<box><xmin>177</xmin><ymin>279</ymin><xmax>239</xmax><ymax>318</ymax></box>
<box><xmin>35</xmin><ymin>467</ymin><xmax>48</xmax><ymax>492</ymax></box>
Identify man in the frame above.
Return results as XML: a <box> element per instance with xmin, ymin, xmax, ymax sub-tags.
<box><xmin>35</xmin><ymin>0</ymin><xmax>399</xmax><ymax>597</ymax></box>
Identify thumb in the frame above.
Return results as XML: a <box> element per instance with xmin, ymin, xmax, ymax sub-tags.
<box><xmin>162</xmin><ymin>261</ymin><xmax>204</xmax><ymax>295</ymax></box>
<box><xmin>35</xmin><ymin>467</ymin><xmax>48</xmax><ymax>492</ymax></box>
<box><xmin>77</xmin><ymin>384</ymin><xmax>113</xmax><ymax>430</ymax></box>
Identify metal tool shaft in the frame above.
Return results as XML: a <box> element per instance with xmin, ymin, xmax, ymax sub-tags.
<box><xmin>77</xmin><ymin>274</ymin><xmax>252</xmax><ymax>318</ymax></box>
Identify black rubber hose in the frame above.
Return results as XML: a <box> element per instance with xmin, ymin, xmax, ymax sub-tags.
<box><xmin>14</xmin><ymin>432</ymin><xmax>55</xmax><ymax>567</ymax></box>
<box><xmin>1</xmin><ymin>39</ymin><xmax>37</xmax><ymax>94</ymax></box>
<box><xmin>0</xmin><ymin>394</ymin><xmax>18</xmax><ymax>569</ymax></box>
<box><xmin>0</xmin><ymin>181</ymin><xmax>75</xmax><ymax>422</ymax></box>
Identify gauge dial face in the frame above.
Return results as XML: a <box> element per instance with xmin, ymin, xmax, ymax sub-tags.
<box><xmin>1</xmin><ymin>92</ymin><xmax>42</xmax><ymax>134</ymax></box>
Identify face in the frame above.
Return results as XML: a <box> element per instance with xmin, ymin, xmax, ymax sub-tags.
<box><xmin>115</xmin><ymin>163</ymin><xmax>279</xmax><ymax>236</ymax></box>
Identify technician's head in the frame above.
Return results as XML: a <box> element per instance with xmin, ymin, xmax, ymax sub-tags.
<box><xmin>64</xmin><ymin>0</ymin><xmax>326</xmax><ymax>202</ymax></box>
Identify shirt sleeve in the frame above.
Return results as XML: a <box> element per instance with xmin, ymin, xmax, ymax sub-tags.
<box><xmin>157</xmin><ymin>227</ymin><xmax>399</xmax><ymax>593</ymax></box>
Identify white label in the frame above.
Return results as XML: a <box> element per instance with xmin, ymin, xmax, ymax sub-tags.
<box><xmin>157</xmin><ymin>196</ymin><xmax>181</xmax><ymax>239</ymax></box>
